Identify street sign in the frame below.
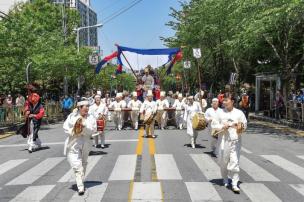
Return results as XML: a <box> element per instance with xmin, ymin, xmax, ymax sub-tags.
<box><xmin>229</xmin><ymin>72</ymin><xmax>238</xmax><ymax>85</ymax></box>
<box><xmin>183</xmin><ymin>61</ymin><xmax>191</xmax><ymax>69</ymax></box>
<box><xmin>193</xmin><ymin>48</ymin><xmax>201</xmax><ymax>59</ymax></box>
<box><xmin>89</xmin><ymin>53</ymin><xmax>99</xmax><ymax>65</ymax></box>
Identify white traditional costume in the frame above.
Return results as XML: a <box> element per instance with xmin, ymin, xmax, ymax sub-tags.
<box><xmin>140</xmin><ymin>91</ymin><xmax>157</xmax><ymax>137</ymax></box>
<box><xmin>109</xmin><ymin>93</ymin><xmax>126</xmax><ymax>130</ymax></box>
<box><xmin>156</xmin><ymin>91</ymin><xmax>169</xmax><ymax>129</ymax></box>
<box><xmin>63</xmin><ymin>100</ymin><xmax>97</xmax><ymax>194</ymax></box>
<box><xmin>173</xmin><ymin>94</ymin><xmax>185</xmax><ymax>129</ymax></box>
<box><xmin>183</xmin><ymin>97</ymin><xmax>202</xmax><ymax>148</ymax></box>
<box><xmin>216</xmin><ymin>107</ymin><xmax>247</xmax><ymax>192</ymax></box>
<box><xmin>89</xmin><ymin>96</ymin><xmax>108</xmax><ymax>148</ymax></box>
<box><xmin>102</xmin><ymin>94</ymin><xmax>112</xmax><ymax>121</ymax></box>
<box><xmin>128</xmin><ymin>92</ymin><xmax>142</xmax><ymax>130</ymax></box>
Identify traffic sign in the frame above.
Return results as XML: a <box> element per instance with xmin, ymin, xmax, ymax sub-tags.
<box><xmin>89</xmin><ymin>53</ymin><xmax>99</xmax><ymax>65</ymax></box>
<box><xmin>193</xmin><ymin>48</ymin><xmax>201</xmax><ymax>59</ymax></box>
<box><xmin>183</xmin><ymin>61</ymin><xmax>191</xmax><ymax>69</ymax></box>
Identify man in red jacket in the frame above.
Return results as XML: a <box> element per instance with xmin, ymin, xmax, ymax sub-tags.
<box><xmin>25</xmin><ymin>93</ymin><xmax>45</xmax><ymax>153</ymax></box>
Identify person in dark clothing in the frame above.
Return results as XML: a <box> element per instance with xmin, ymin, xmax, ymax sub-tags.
<box><xmin>62</xmin><ymin>95</ymin><xmax>74</xmax><ymax>120</ymax></box>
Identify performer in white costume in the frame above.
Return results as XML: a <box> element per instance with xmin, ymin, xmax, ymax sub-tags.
<box><xmin>140</xmin><ymin>90</ymin><xmax>157</xmax><ymax>138</ymax></box>
<box><xmin>63</xmin><ymin>99</ymin><xmax>97</xmax><ymax>195</ymax></box>
<box><xmin>109</xmin><ymin>93</ymin><xmax>126</xmax><ymax>130</ymax></box>
<box><xmin>205</xmin><ymin>98</ymin><xmax>223</xmax><ymax>156</ymax></box>
<box><xmin>173</xmin><ymin>93</ymin><xmax>185</xmax><ymax>129</ymax></box>
<box><xmin>128</xmin><ymin>92</ymin><xmax>142</xmax><ymax>130</ymax></box>
<box><xmin>195</xmin><ymin>90</ymin><xmax>208</xmax><ymax>112</ymax></box>
<box><xmin>216</xmin><ymin>93</ymin><xmax>247</xmax><ymax>193</ymax></box>
<box><xmin>89</xmin><ymin>95</ymin><xmax>108</xmax><ymax>148</ymax></box>
<box><xmin>102</xmin><ymin>93</ymin><xmax>112</xmax><ymax>121</ymax></box>
<box><xmin>183</xmin><ymin>96</ymin><xmax>202</xmax><ymax>148</ymax></box>
<box><xmin>156</xmin><ymin>91</ymin><xmax>169</xmax><ymax>129</ymax></box>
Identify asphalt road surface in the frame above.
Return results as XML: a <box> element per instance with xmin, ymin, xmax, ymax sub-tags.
<box><xmin>0</xmin><ymin>120</ymin><xmax>303</xmax><ymax>202</ymax></box>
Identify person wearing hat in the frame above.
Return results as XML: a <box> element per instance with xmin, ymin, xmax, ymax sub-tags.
<box><xmin>140</xmin><ymin>90</ymin><xmax>157</xmax><ymax>137</ymax></box>
<box><xmin>183</xmin><ymin>95</ymin><xmax>202</xmax><ymax>148</ymax></box>
<box><xmin>173</xmin><ymin>94</ymin><xmax>185</xmax><ymax>130</ymax></box>
<box><xmin>195</xmin><ymin>90</ymin><xmax>208</xmax><ymax>112</ymax></box>
<box><xmin>205</xmin><ymin>98</ymin><xmax>223</xmax><ymax>156</ymax></box>
<box><xmin>102</xmin><ymin>93</ymin><xmax>112</xmax><ymax>121</ymax></box>
<box><xmin>142</xmin><ymin>65</ymin><xmax>155</xmax><ymax>91</ymax></box>
<box><xmin>156</xmin><ymin>91</ymin><xmax>169</xmax><ymax>130</ymax></box>
<box><xmin>109</xmin><ymin>93</ymin><xmax>126</xmax><ymax>130</ymax></box>
<box><xmin>63</xmin><ymin>98</ymin><xmax>97</xmax><ymax>195</ymax></box>
<box><xmin>89</xmin><ymin>95</ymin><xmax>108</xmax><ymax>148</ymax></box>
<box><xmin>128</xmin><ymin>92</ymin><xmax>142</xmax><ymax>130</ymax></box>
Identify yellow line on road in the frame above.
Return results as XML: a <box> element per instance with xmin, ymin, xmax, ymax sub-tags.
<box><xmin>0</xmin><ymin>132</ymin><xmax>15</xmax><ymax>140</ymax></box>
<box><xmin>148</xmin><ymin>137</ymin><xmax>155</xmax><ymax>155</ymax></box>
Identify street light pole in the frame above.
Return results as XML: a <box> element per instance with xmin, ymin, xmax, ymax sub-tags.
<box><xmin>75</xmin><ymin>23</ymin><xmax>103</xmax><ymax>53</ymax></box>
<box><xmin>26</xmin><ymin>62</ymin><xmax>32</xmax><ymax>84</ymax></box>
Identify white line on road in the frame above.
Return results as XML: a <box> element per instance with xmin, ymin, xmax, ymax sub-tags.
<box><xmin>132</xmin><ymin>182</ymin><xmax>162</xmax><ymax>201</ymax></box>
<box><xmin>190</xmin><ymin>154</ymin><xmax>221</xmax><ymax>180</ymax></box>
<box><xmin>261</xmin><ymin>155</ymin><xmax>304</xmax><ymax>181</ymax></box>
<box><xmin>155</xmin><ymin>154</ymin><xmax>182</xmax><ymax>180</ymax></box>
<box><xmin>297</xmin><ymin>155</ymin><xmax>304</xmax><ymax>161</ymax></box>
<box><xmin>289</xmin><ymin>184</ymin><xmax>304</xmax><ymax>197</ymax></box>
<box><xmin>185</xmin><ymin>182</ymin><xmax>222</xmax><ymax>201</ymax></box>
<box><xmin>241</xmin><ymin>147</ymin><xmax>253</xmax><ymax>154</ymax></box>
<box><xmin>69</xmin><ymin>182</ymin><xmax>108</xmax><ymax>202</ymax></box>
<box><xmin>108</xmin><ymin>155</ymin><xmax>137</xmax><ymax>181</ymax></box>
<box><xmin>9</xmin><ymin>185</ymin><xmax>55</xmax><ymax>202</ymax></box>
<box><xmin>241</xmin><ymin>183</ymin><xmax>282</xmax><ymax>202</ymax></box>
<box><xmin>240</xmin><ymin>155</ymin><xmax>280</xmax><ymax>182</ymax></box>
<box><xmin>0</xmin><ymin>159</ymin><xmax>28</xmax><ymax>176</ymax></box>
<box><xmin>0</xmin><ymin>139</ymin><xmax>138</xmax><ymax>148</ymax></box>
<box><xmin>6</xmin><ymin>157</ymin><xmax>65</xmax><ymax>185</ymax></box>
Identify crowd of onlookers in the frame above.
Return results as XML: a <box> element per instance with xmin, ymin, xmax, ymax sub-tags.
<box><xmin>288</xmin><ymin>89</ymin><xmax>304</xmax><ymax>103</ymax></box>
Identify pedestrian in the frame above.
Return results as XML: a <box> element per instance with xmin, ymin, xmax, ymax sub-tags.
<box><xmin>274</xmin><ymin>90</ymin><xmax>284</xmax><ymax>119</ymax></box>
<box><xmin>89</xmin><ymin>94</ymin><xmax>108</xmax><ymax>148</ymax></box>
<box><xmin>156</xmin><ymin>91</ymin><xmax>169</xmax><ymax>130</ymax></box>
<box><xmin>239</xmin><ymin>92</ymin><xmax>250</xmax><ymax>120</ymax></box>
<box><xmin>183</xmin><ymin>95</ymin><xmax>202</xmax><ymax>148</ymax></box>
<box><xmin>140</xmin><ymin>90</ymin><xmax>157</xmax><ymax>138</ymax></box>
<box><xmin>62</xmin><ymin>95</ymin><xmax>74</xmax><ymax>120</ymax></box>
<box><xmin>205</xmin><ymin>98</ymin><xmax>223</xmax><ymax>156</ymax></box>
<box><xmin>16</xmin><ymin>93</ymin><xmax>25</xmax><ymax>107</ymax></box>
<box><xmin>128</xmin><ymin>92</ymin><xmax>142</xmax><ymax>130</ymax></box>
<box><xmin>217</xmin><ymin>92</ymin><xmax>247</xmax><ymax>193</ymax></box>
<box><xmin>173</xmin><ymin>93</ymin><xmax>185</xmax><ymax>130</ymax></box>
<box><xmin>63</xmin><ymin>98</ymin><xmax>97</xmax><ymax>195</ymax></box>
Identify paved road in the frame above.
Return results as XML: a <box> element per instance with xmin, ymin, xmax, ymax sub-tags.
<box><xmin>0</xmin><ymin>120</ymin><xmax>303</xmax><ymax>202</ymax></box>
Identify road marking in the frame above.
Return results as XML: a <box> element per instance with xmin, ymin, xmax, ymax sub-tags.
<box><xmin>190</xmin><ymin>154</ymin><xmax>221</xmax><ymax>180</ymax></box>
<box><xmin>0</xmin><ymin>139</ymin><xmax>138</xmax><ymax>148</ymax></box>
<box><xmin>58</xmin><ymin>156</ymin><xmax>102</xmax><ymax>183</ymax></box>
<box><xmin>297</xmin><ymin>155</ymin><xmax>304</xmax><ymax>161</ymax></box>
<box><xmin>240</xmin><ymin>155</ymin><xmax>280</xmax><ymax>181</ymax></box>
<box><xmin>241</xmin><ymin>147</ymin><xmax>252</xmax><ymax>154</ymax></box>
<box><xmin>10</xmin><ymin>185</ymin><xmax>55</xmax><ymax>202</ymax></box>
<box><xmin>132</xmin><ymin>182</ymin><xmax>162</xmax><ymax>201</ymax></box>
<box><xmin>289</xmin><ymin>184</ymin><xmax>304</xmax><ymax>197</ymax></box>
<box><xmin>0</xmin><ymin>132</ymin><xmax>15</xmax><ymax>140</ymax></box>
<box><xmin>108</xmin><ymin>155</ymin><xmax>137</xmax><ymax>181</ymax></box>
<box><xmin>136</xmin><ymin>129</ymin><xmax>144</xmax><ymax>155</ymax></box>
<box><xmin>241</xmin><ymin>183</ymin><xmax>282</xmax><ymax>202</ymax></box>
<box><xmin>6</xmin><ymin>157</ymin><xmax>64</xmax><ymax>185</ymax></box>
<box><xmin>185</xmin><ymin>182</ymin><xmax>222</xmax><ymax>201</ymax></box>
<box><xmin>69</xmin><ymin>182</ymin><xmax>108</xmax><ymax>202</ymax></box>
<box><xmin>154</xmin><ymin>154</ymin><xmax>182</xmax><ymax>180</ymax></box>
<box><xmin>261</xmin><ymin>155</ymin><xmax>304</xmax><ymax>181</ymax></box>
<box><xmin>0</xmin><ymin>159</ymin><xmax>28</xmax><ymax>176</ymax></box>
<box><xmin>148</xmin><ymin>137</ymin><xmax>156</xmax><ymax>155</ymax></box>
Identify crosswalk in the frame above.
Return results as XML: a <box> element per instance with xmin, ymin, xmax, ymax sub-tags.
<box><xmin>0</xmin><ymin>152</ymin><xmax>304</xmax><ymax>201</ymax></box>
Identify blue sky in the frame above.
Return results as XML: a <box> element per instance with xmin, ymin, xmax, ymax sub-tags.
<box><xmin>90</xmin><ymin>0</ymin><xmax>181</xmax><ymax>56</ymax></box>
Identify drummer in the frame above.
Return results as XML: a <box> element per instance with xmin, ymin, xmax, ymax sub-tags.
<box><xmin>128</xmin><ymin>92</ymin><xmax>142</xmax><ymax>130</ymax></box>
<box><xmin>140</xmin><ymin>90</ymin><xmax>157</xmax><ymax>138</ymax></box>
<box><xmin>89</xmin><ymin>94</ymin><xmax>108</xmax><ymax>148</ymax></box>
<box><xmin>156</xmin><ymin>91</ymin><xmax>169</xmax><ymax>130</ymax></box>
<box><xmin>173</xmin><ymin>93</ymin><xmax>185</xmax><ymax>130</ymax></box>
<box><xmin>183</xmin><ymin>95</ymin><xmax>202</xmax><ymax>148</ymax></box>
<box><xmin>109</xmin><ymin>93</ymin><xmax>126</xmax><ymax>130</ymax></box>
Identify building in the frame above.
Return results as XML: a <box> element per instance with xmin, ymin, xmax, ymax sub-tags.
<box><xmin>0</xmin><ymin>0</ymin><xmax>28</xmax><ymax>14</ymax></box>
<box><xmin>52</xmin><ymin>0</ymin><xmax>98</xmax><ymax>47</ymax></box>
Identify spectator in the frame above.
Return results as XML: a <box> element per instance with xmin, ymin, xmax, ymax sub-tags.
<box><xmin>274</xmin><ymin>90</ymin><xmax>284</xmax><ymax>119</ymax></box>
<box><xmin>16</xmin><ymin>93</ymin><xmax>26</xmax><ymax>107</ymax></box>
<box><xmin>61</xmin><ymin>95</ymin><xmax>74</xmax><ymax>120</ymax></box>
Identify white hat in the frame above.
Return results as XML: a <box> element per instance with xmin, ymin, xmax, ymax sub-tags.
<box><xmin>160</xmin><ymin>91</ymin><xmax>166</xmax><ymax>97</ymax></box>
<box><xmin>97</xmin><ymin>90</ymin><xmax>101</xmax><ymax>95</ymax></box>
<box><xmin>200</xmin><ymin>90</ymin><xmax>204</xmax><ymax>96</ymax></box>
<box><xmin>147</xmin><ymin>90</ymin><xmax>153</xmax><ymax>97</ymax></box>
<box><xmin>94</xmin><ymin>94</ymin><xmax>101</xmax><ymax>99</ymax></box>
<box><xmin>212</xmin><ymin>98</ymin><xmax>219</xmax><ymax>102</ymax></box>
<box><xmin>116</xmin><ymin>93</ymin><xmax>122</xmax><ymax>98</ymax></box>
<box><xmin>77</xmin><ymin>98</ymin><xmax>89</xmax><ymax>107</ymax></box>
<box><xmin>132</xmin><ymin>92</ymin><xmax>137</xmax><ymax>97</ymax></box>
<box><xmin>188</xmin><ymin>95</ymin><xmax>194</xmax><ymax>99</ymax></box>
<box><xmin>178</xmin><ymin>94</ymin><xmax>183</xmax><ymax>98</ymax></box>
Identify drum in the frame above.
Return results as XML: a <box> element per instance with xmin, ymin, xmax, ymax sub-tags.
<box><xmin>143</xmin><ymin>112</ymin><xmax>155</xmax><ymax>125</ymax></box>
<box><xmin>73</xmin><ymin>118</ymin><xmax>83</xmax><ymax>136</ymax></box>
<box><xmin>192</xmin><ymin>113</ymin><xmax>207</xmax><ymax>130</ymax></box>
<box><xmin>97</xmin><ymin>118</ymin><xmax>105</xmax><ymax>132</ymax></box>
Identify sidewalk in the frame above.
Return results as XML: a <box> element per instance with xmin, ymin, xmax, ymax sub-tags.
<box><xmin>249</xmin><ymin>113</ymin><xmax>304</xmax><ymax>137</ymax></box>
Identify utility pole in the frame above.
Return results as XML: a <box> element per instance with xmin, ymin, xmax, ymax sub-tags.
<box><xmin>62</xmin><ymin>0</ymin><xmax>68</xmax><ymax>95</ymax></box>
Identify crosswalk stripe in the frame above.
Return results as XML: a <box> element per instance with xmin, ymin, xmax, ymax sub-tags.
<box><xmin>9</xmin><ymin>185</ymin><xmax>55</xmax><ymax>202</ymax></box>
<box><xmin>289</xmin><ymin>184</ymin><xmax>304</xmax><ymax>197</ymax></box>
<box><xmin>241</xmin><ymin>183</ymin><xmax>281</xmax><ymax>202</ymax></box>
<box><xmin>132</xmin><ymin>182</ymin><xmax>162</xmax><ymax>201</ymax></box>
<box><xmin>185</xmin><ymin>182</ymin><xmax>222</xmax><ymax>201</ymax></box>
<box><xmin>69</xmin><ymin>182</ymin><xmax>108</xmax><ymax>202</ymax></box>
<box><xmin>6</xmin><ymin>157</ymin><xmax>65</xmax><ymax>186</ymax></box>
<box><xmin>241</xmin><ymin>147</ymin><xmax>252</xmax><ymax>154</ymax></box>
<box><xmin>154</xmin><ymin>154</ymin><xmax>182</xmax><ymax>180</ymax></box>
<box><xmin>108</xmin><ymin>155</ymin><xmax>137</xmax><ymax>181</ymax></box>
<box><xmin>240</xmin><ymin>155</ymin><xmax>280</xmax><ymax>182</ymax></box>
<box><xmin>297</xmin><ymin>155</ymin><xmax>304</xmax><ymax>161</ymax></box>
<box><xmin>190</xmin><ymin>154</ymin><xmax>221</xmax><ymax>180</ymax></box>
<box><xmin>261</xmin><ymin>155</ymin><xmax>304</xmax><ymax>181</ymax></box>
<box><xmin>58</xmin><ymin>156</ymin><xmax>102</xmax><ymax>183</ymax></box>
<box><xmin>0</xmin><ymin>159</ymin><xmax>28</xmax><ymax>176</ymax></box>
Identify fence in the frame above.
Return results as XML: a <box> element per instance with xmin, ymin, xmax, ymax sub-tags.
<box><xmin>0</xmin><ymin>102</ymin><xmax>63</xmax><ymax>127</ymax></box>
<box><xmin>285</xmin><ymin>101</ymin><xmax>304</xmax><ymax>123</ymax></box>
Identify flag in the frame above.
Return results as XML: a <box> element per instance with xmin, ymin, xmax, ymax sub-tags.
<box><xmin>115</xmin><ymin>64</ymin><xmax>123</xmax><ymax>75</ymax></box>
<box><xmin>165</xmin><ymin>50</ymin><xmax>183</xmax><ymax>75</ymax></box>
<box><xmin>95</xmin><ymin>51</ymin><xmax>118</xmax><ymax>74</ymax></box>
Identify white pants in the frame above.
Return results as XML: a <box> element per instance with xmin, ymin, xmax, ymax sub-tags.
<box><xmin>156</xmin><ymin>111</ymin><xmax>167</xmax><ymax>129</ymax></box>
<box><xmin>210</xmin><ymin>136</ymin><xmax>218</xmax><ymax>155</ymax></box>
<box><xmin>145</xmin><ymin>120</ymin><xmax>155</xmax><ymax>136</ymax></box>
<box><xmin>27</xmin><ymin>121</ymin><xmax>41</xmax><ymax>149</ymax></box>
<box><xmin>218</xmin><ymin>135</ymin><xmax>241</xmax><ymax>186</ymax></box>
<box><xmin>131</xmin><ymin>111</ymin><xmax>139</xmax><ymax>129</ymax></box>
<box><xmin>113</xmin><ymin>112</ymin><xmax>123</xmax><ymax>130</ymax></box>
<box><xmin>93</xmin><ymin>132</ymin><xmax>105</xmax><ymax>146</ymax></box>
<box><xmin>175</xmin><ymin>111</ymin><xmax>184</xmax><ymax>129</ymax></box>
<box><xmin>188</xmin><ymin>130</ymin><xmax>198</xmax><ymax>145</ymax></box>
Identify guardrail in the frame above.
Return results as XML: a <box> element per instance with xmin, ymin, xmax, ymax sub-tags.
<box><xmin>285</xmin><ymin>101</ymin><xmax>304</xmax><ymax>123</ymax></box>
<box><xmin>0</xmin><ymin>103</ymin><xmax>63</xmax><ymax>127</ymax></box>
